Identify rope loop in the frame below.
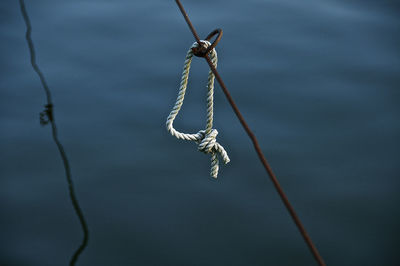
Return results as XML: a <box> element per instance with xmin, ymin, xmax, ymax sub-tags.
<box><xmin>166</xmin><ymin>40</ymin><xmax>230</xmax><ymax>178</ymax></box>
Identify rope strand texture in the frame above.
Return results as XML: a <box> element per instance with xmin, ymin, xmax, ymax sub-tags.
<box><xmin>166</xmin><ymin>41</ymin><xmax>230</xmax><ymax>178</ymax></box>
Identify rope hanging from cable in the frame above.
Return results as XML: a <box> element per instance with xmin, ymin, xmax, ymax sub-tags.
<box><xmin>166</xmin><ymin>40</ymin><xmax>230</xmax><ymax>178</ymax></box>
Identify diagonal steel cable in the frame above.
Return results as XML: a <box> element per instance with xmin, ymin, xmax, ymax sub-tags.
<box><xmin>175</xmin><ymin>1</ymin><xmax>326</xmax><ymax>265</ymax></box>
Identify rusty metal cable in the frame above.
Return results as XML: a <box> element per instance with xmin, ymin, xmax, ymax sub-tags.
<box><xmin>174</xmin><ymin>1</ymin><xmax>326</xmax><ymax>265</ymax></box>
<box><xmin>19</xmin><ymin>1</ymin><xmax>89</xmax><ymax>265</ymax></box>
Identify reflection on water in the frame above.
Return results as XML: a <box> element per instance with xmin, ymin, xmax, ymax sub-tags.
<box><xmin>18</xmin><ymin>1</ymin><xmax>89</xmax><ymax>265</ymax></box>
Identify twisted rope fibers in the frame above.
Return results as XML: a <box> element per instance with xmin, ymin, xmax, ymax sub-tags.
<box><xmin>166</xmin><ymin>41</ymin><xmax>230</xmax><ymax>178</ymax></box>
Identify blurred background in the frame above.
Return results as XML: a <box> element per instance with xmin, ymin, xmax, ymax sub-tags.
<box><xmin>1</xmin><ymin>0</ymin><xmax>399</xmax><ymax>265</ymax></box>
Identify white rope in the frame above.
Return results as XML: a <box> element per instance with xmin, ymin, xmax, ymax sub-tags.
<box><xmin>166</xmin><ymin>40</ymin><xmax>230</xmax><ymax>178</ymax></box>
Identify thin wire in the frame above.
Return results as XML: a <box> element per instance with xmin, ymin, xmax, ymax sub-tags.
<box><xmin>19</xmin><ymin>1</ymin><xmax>89</xmax><ymax>265</ymax></box>
<box><xmin>174</xmin><ymin>1</ymin><xmax>326</xmax><ymax>265</ymax></box>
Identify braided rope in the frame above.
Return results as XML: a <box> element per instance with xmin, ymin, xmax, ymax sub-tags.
<box><xmin>166</xmin><ymin>40</ymin><xmax>230</xmax><ymax>178</ymax></box>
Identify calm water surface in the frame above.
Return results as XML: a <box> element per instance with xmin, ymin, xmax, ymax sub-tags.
<box><xmin>1</xmin><ymin>0</ymin><xmax>399</xmax><ymax>265</ymax></box>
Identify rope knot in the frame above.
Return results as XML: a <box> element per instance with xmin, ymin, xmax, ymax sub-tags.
<box><xmin>196</xmin><ymin>129</ymin><xmax>230</xmax><ymax>178</ymax></box>
<box><xmin>198</xmin><ymin>129</ymin><xmax>218</xmax><ymax>154</ymax></box>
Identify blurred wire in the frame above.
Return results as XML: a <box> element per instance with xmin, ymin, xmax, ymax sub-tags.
<box><xmin>19</xmin><ymin>1</ymin><xmax>89</xmax><ymax>265</ymax></box>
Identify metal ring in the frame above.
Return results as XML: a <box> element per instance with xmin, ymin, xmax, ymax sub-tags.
<box><xmin>204</xmin><ymin>28</ymin><xmax>223</xmax><ymax>55</ymax></box>
<box><xmin>193</xmin><ymin>28</ymin><xmax>223</xmax><ymax>57</ymax></box>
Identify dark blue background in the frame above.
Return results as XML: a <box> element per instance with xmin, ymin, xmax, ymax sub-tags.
<box><xmin>1</xmin><ymin>0</ymin><xmax>399</xmax><ymax>265</ymax></box>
